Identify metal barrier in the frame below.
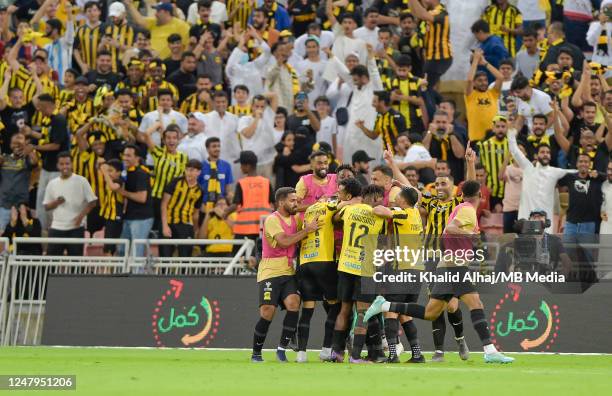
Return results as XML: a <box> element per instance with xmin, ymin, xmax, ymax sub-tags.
<box><xmin>1</xmin><ymin>238</ymin><xmax>129</xmax><ymax>346</ymax></box>
<box><xmin>129</xmin><ymin>238</ymin><xmax>256</xmax><ymax>275</ymax></box>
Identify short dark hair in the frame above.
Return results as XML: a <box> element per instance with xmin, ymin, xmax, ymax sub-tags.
<box><xmin>57</xmin><ymin>151</ymin><xmax>72</xmax><ymax>161</ymax></box>
<box><xmin>181</xmin><ymin>51</ymin><xmax>196</xmax><ymax>61</ymax></box>
<box><xmin>440</xmin><ymin>98</ymin><xmax>456</xmax><ymax>110</ymax></box>
<box><xmin>336</xmin><ymin>164</ymin><xmax>355</xmax><ymax>176</ymax></box>
<box><xmin>583</xmin><ymin>101</ymin><xmax>598</xmax><ymax>110</ymax></box>
<box><xmin>213</xmin><ymin>90</ymin><xmax>228</xmax><ymax>100</ymax></box>
<box><xmin>309</xmin><ymin>150</ymin><xmax>328</xmax><ymax>161</ymax></box>
<box><xmin>97</xmin><ymin>49</ymin><xmax>111</xmax><ymax>58</ymax></box>
<box><xmin>404</xmin><ymin>165</ymin><xmax>417</xmax><ymax>173</ymax></box>
<box><xmin>314</xmin><ymin>96</ymin><xmax>330</xmax><ymax>106</ymax></box>
<box><xmin>186</xmin><ymin>159</ymin><xmax>203</xmax><ymax>170</ymax></box>
<box><xmin>471</xmin><ymin>19</ymin><xmax>490</xmax><ymax>34</ymax></box>
<box><xmin>198</xmin><ymin>0</ymin><xmax>212</xmax><ymax>9</ymax></box>
<box><xmin>499</xmin><ymin>59</ymin><xmax>514</xmax><ymax>69</ymax></box>
<box><xmin>399</xmin><ymin>187</ymin><xmax>419</xmax><ymax>207</ymax></box>
<box><xmin>124</xmin><ymin>143</ymin><xmax>140</xmax><ymax>156</ymax></box>
<box><xmin>339</xmin><ymin>12</ymin><xmax>357</xmax><ymax>23</ymax></box>
<box><xmin>137</xmin><ymin>29</ymin><xmax>151</xmax><ymax>39</ymax></box>
<box><xmin>400</xmin><ymin>12</ymin><xmax>415</xmax><ymax>22</ymax></box>
<box><xmin>557</xmin><ymin>48</ymin><xmax>573</xmax><ymax>59</ymax></box>
<box><xmin>511</xmin><ymin>75</ymin><xmax>530</xmax><ymax>91</ymax></box>
<box><xmin>577</xmin><ymin>152</ymin><xmax>593</xmax><ymax>162</ymax></box>
<box><xmin>364</xmin><ymin>7</ymin><xmax>379</xmax><ymax>17</ymax></box>
<box><xmin>374</xmin><ymin>90</ymin><xmax>391</xmax><ymax>105</ymax></box>
<box><xmin>339</xmin><ymin>178</ymin><xmax>362</xmax><ymax>198</ymax></box>
<box><xmin>116</xmin><ymin>88</ymin><xmax>133</xmax><ymax>97</ymax></box>
<box><xmin>533</xmin><ymin>113</ymin><xmax>548</xmax><ymax>124</ymax></box>
<box><xmin>372</xmin><ymin>165</ymin><xmax>393</xmax><ymax>178</ymax></box>
<box><xmin>205</xmin><ymin>137</ymin><xmax>220</xmax><ymax>148</ymax></box>
<box><xmin>275</xmin><ymin>187</ymin><xmax>296</xmax><ymax>202</ymax></box>
<box><xmin>378</xmin><ymin>26</ymin><xmax>392</xmax><ymax>36</ymax></box>
<box><xmin>362</xmin><ymin>184</ymin><xmax>385</xmax><ymax>199</ymax></box>
<box><xmin>106</xmin><ymin>158</ymin><xmax>123</xmax><ymax>172</ymax></box>
<box><xmin>523</xmin><ymin>28</ymin><xmax>537</xmax><ymax>38</ymax></box>
<box><xmin>84</xmin><ymin>1</ymin><xmax>101</xmax><ymax>11</ymax></box>
<box><xmin>158</xmin><ymin>88</ymin><xmax>174</xmax><ymax>99</ymax></box>
<box><xmin>167</xmin><ymin>33</ymin><xmax>182</xmax><ymax>43</ymax></box>
<box><xmin>396</xmin><ymin>55</ymin><xmax>412</xmax><ymax>68</ymax></box>
<box><xmin>234</xmin><ymin>84</ymin><xmax>249</xmax><ymax>94</ymax></box>
<box><xmin>408</xmin><ymin>132</ymin><xmax>423</xmax><ymax>144</ymax></box>
<box><xmin>475</xmin><ymin>163</ymin><xmax>486</xmax><ymax>172</ymax></box>
<box><xmin>537</xmin><ymin>143</ymin><xmax>551</xmax><ymax>152</ymax></box>
<box><xmin>462</xmin><ymin>180</ymin><xmax>481</xmax><ymax>198</ymax></box>
<box><xmin>350</xmin><ymin>65</ymin><xmax>369</xmax><ymax>78</ymax></box>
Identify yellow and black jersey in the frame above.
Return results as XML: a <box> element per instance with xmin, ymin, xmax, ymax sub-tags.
<box><xmin>115</xmin><ymin>79</ymin><xmax>147</xmax><ymax>104</ymax></box>
<box><xmin>374</xmin><ymin>109</ymin><xmax>407</xmax><ymax>155</ymax></box>
<box><xmin>0</xmin><ymin>61</ymin><xmax>8</xmax><ymax>87</ymax></box>
<box><xmin>205</xmin><ymin>213</ymin><xmax>237</xmax><ymax>253</ymax></box>
<box><xmin>424</xmin><ymin>4</ymin><xmax>452</xmax><ymax>61</ymax></box>
<box><xmin>100</xmin><ymin>185</ymin><xmax>124</xmax><ymax>221</ymax></box>
<box><xmin>482</xmin><ymin>4</ymin><xmax>523</xmax><ymax>57</ymax></box>
<box><xmin>74</xmin><ymin>22</ymin><xmax>103</xmax><ymax>70</ymax></box>
<box><xmin>92</xmin><ymin>115</ymin><xmax>119</xmax><ymax>142</ymax></box>
<box><xmin>59</xmin><ymin>89</ymin><xmax>74</xmax><ymax>106</ymax></box>
<box><xmin>150</xmin><ymin>146</ymin><xmax>188</xmax><ymax>200</ymax></box>
<box><xmin>39</xmin><ymin>76</ymin><xmax>59</xmax><ymax>100</ymax></box>
<box><xmin>376</xmin><ymin>47</ymin><xmax>399</xmax><ymax>88</ymax></box>
<box><xmin>67</xmin><ymin>98</ymin><xmax>95</xmax><ymax>133</ymax></box>
<box><xmin>476</xmin><ymin>136</ymin><xmax>509</xmax><ymax>200</ymax></box>
<box><xmin>227</xmin><ymin>104</ymin><xmax>252</xmax><ymax>117</ymax></box>
<box><xmin>10</xmin><ymin>66</ymin><xmax>36</xmax><ymax>103</ymax></box>
<box><xmin>102</xmin><ymin>23</ymin><xmax>135</xmax><ymax>72</ymax></box>
<box><xmin>421</xmin><ymin>193</ymin><xmax>462</xmax><ymax>250</ymax></box>
<box><xmin>390</xmin><ymin>206</ymin><xmax>424</xmax><ymax>270</ymax></box>
<box><xmin>322</xmin><ymin>1</ymin><xmax>357</xmax><ymax>29</ymax></box>
<box><xmin>76</xmin><ymin>150</ymin><xmax>106</xmax><ymax>205</ymax></box>
<box><xmin>29</xmin><ymin>110</ymin><xmax>46</xmax><ymax>129</ymax></box>
<box><xmin>164</xmin><ymin>177</ymin><xmax>203</xmax><ymax>225</ymax></box>
<box><xmin>385</xmin><ymin>75</ymin><xmax>423</xmax><ymax>131</ymax></box>
<box><xmin>337</xmin><ymin>203</ymin><xmax>386</xmax><ymax>276</ymax></box>
<box><xmin>300</xmin><ymin>200</ymin><xmax>338</xmax><ymax>265</ymax></box>
<box><xmin>227</xmin><ymin>0</ymin><xmax>253</xmax><ymax>30</ymax></box>
<box><xmin>142</xmin><ymin>81</ymin><xmax>179</xmax><ymax>112</ymax></box>
<box><xmin>179</xmin><ymin>92</ymin><xmax>210</xmax><ymax>114</ymax></box>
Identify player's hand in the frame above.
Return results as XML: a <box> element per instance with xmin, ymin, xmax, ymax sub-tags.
<box><xmin>163</xmin><ymin>225</ymin><xmax>172</xmax><ymax>238</ymax></box>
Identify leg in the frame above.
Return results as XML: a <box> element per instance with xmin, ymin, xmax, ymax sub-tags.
<box><xmin>252</xmin><ymin>304</ymin><xmax>276</xmax><ymax>361</ymax></box>
<box><xmin>297</xmin><ymin>300</ymin><xmax>315</xmax><ymax>354</ymax></box>
<box><xmin>332</xmin><ymin>301</ymin><xmax>352</xmax><ymax>358</ymax></box>
<box><xmin>446</xmin><ymin>298</ymin><xmax>469</xmax><ymax>360</ymax></box>
<box><xmin>400</xmin><ymin>316</ymin><xmax>424</xmax><ymax>362</ymax></box>
<box><xmin>66</xmin><ymin>227</ymin><xmax>85</xmax><ymax>256</ymax></box>
<box><xmin>350</xmin><ymin>301</ymin><xmax>370</xmax><ymax>362</ymax></box>
<box><xmin>383</xmin><ymin>311</ymin><xmax>400</xmax><ymax>362</ymax></box>
<box><xmin>117</xmin><ymin>220</ymin><xmax>132</xmax><ymax>258</ymax></box>
<box><xmin>459</xmin><ymin>292</ymin><xmax>514</xmax><ymax>363</ymax></box>
<box><xmin>46</xmin><ymin>228</ymin><xmax>66</xmax><ymax>256</ymax></box>
<box><xmin>277</xmin><ymin>293</ymin><xmax>300</xmax><ymax>362</ymax></box>
<box><xmin>133</xmin><ymin>218</ymin><xmax>154</xmax><ymax>257</ymax></box>
<box><xmin>322</xmin><ymin>300</ymin><xmax>340</xmax><ymax>355</ymax></box>
<box><xmin>175</xmin><ymin>223</ymin><xmax>195</xmax><ymax>257</ymax></box>
<box><xmin>364</xmin><ymin>295</ymin><xmax>446</xmax><ymax>322</ymax></box>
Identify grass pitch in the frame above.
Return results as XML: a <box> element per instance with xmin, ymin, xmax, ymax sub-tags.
<box><xmin>0</xmin><ymin>347</ymin><xmax>610</xmax><ymax>396</ymax></box>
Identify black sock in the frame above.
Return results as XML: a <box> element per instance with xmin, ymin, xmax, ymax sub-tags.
<box><xmin>279</xmin><ymin>310</ymin><xmax>299</xmax><ymax>349</ymax></box>
<box><xmin>389</xmin><ymin>302</ymin><xmax>425</xmax><ymax>319</ymax></box>
<box><xmin>297</xmin><ymin>307</ymin><xmax>314</xmax><ymax>351</ymax></box>
<box><xmin>470</xmin><ymin>308</ymin><xmax>492</xmax><ymax>346</ymax></box>
<box><xmin>402</xmin><ymin>320</ymin><xmax>422</xmax><ymax>358</ymax></box>
<box><xmin>332</xmin><ymin>328</ymin><xmax>348</xmax><ymax>353</ymax></box>
<box><xmin>253</xmin><ymin>317</ymin><xmax>271</xmax><ymax>354</ymax></box>
<box><xmin>447</xmin><ymin>309</ymin><xmax>464</xmax><ymax>339</ymax></box>
<box><xmin>324</xmin><ymin>303</ymin><xmax>340</xmax><ymax>349</ymax></box>
<box><xmin>384</xmin><ymin>318</ymin><xmax>399</xmax><ymax>357</ymax></box>
<box><xmin>367</xmin><ymin>316</ymin><xmax>384</xmax><ymax>357</ymax></box>
<box><xmin>351</xmin><ymin>312</ymin><xmax>367</xmax><ymax>360</ymax></box>
<box><xmin>432</xmin><ymin>314</ymin><xmax>446</xmax><ymax>351</ymax></box>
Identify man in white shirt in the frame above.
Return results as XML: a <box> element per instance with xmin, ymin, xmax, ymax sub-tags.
<box><xmin>225</xmin><ymin>28</ymin><xmax>271</xmax><ymax>99</ymax></box>
<box><xmin>510</xmin><ymin>75</ymin><xmax>554</xmax><ymax>134</ymax></box>
<box><xmin>43</xmin><ymin>152</ymin><xmax>98</xmax><ymax>256</ymax></box>
<box><xmin>200</xmin><ymin>91</ymin><xmax>241</xmax><ymax>178</ymax></box>
<box><xmin>296</xmin><ymin>36</ymin><xmax>329</xmax><ymax>107</ymax></box>
<box><xmin>327</xmin><ymin>47</ymin><xmax>383</xmax><ymax>164</ymax></box>
<box><xmin>237</xmin><ymin>92</ymin><xmax>279</xmax><ymax>180</ymax></box>
<box><xmin>508</xmin><ymin>128</ymin><xmax>576</xmax><ymax>232</ymax></box>
<box><xmin>177</xmin><ymin>114</ymin><xmax>208</xmax><ymax>162</ymax></box>
<box><xmin>315</xmin><ymin>96</ymin><xmax>338</xmax><ymax>153</ymax></box>
<box><xmin>353</xmin><ymin>8</ymin><xmax>380</xmax><ymax>48</ymax></box>
<box><xmin>139</xmin><ymin>89</ymin><xmax>188</xmax><ymax>146</ymax></box>
<box><xmin>293</xmin><ymin>23</ymin><xmax>335</xmax><ymax>60</ymax></box>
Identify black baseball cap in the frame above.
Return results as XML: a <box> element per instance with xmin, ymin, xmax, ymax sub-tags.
<box><xmin>74</xmin><ymin>76</ymin><xmax>88</xmax><ymax>85</ymax></box>
<box><xmin>352</xmin><ymin>150</ymin><xmax>375</xmax><ymax>164</ymax></box>
<box><xmin>235</xmin><ymin>150</ymin><xmax>258</xmax><ymax>166</ymax></box>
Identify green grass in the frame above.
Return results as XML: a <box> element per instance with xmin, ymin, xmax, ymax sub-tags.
<box><xmin>0</xmin><ymin>348</ymin><xmax>611</xmax><ymax>395</ymax></box>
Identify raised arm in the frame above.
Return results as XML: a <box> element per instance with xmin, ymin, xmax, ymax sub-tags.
<box><xmin>408</xmin><ymin>0</ymin><xmax>434</xmax><ymax>22</ymax></box>
<box><xmin>325</xmin><ymin>0</ymin><xmax>338</xmax><ymax>27</ymax></box>
<box><xmin>0</xmin><ymin>68</ymin><xmax>11</xmax><ymax>111</ymax></box>
<box><xmin>465</xmin><ymin>50</ymin><xmax>481</xmax><ymax>96</ymax></box>
<box><xmin>508</xmin><ymin>128</ymin><xmax>533</xmax><ymax>169</ymax></box>
<box><xmin>124</xmin><ymin>0</ymin><xmax>149</xmax><ymax>29</ymax></box>
<box><xmin>465</xmin><ymin>143</ymin><xmax>476</xmax><ymax>181</ymax></box>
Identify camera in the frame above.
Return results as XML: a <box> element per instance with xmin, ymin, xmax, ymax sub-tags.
<box><xmin>513</xmin><ymin>220</ymin><xmax>552</xmax><ymax>272</ymax></box>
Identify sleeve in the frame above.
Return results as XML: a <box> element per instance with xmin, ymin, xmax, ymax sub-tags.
<box><xmin>150</xmin><ymin>145</ymin><xmax>163</xmax><ymax>160</ymax></box>
<box><xmin>295</xmin><ymin>178</ymin><xmax>307</xmax><ymax>199</ymax></box>
<box><xmin>144</xmin><ymin>17</ymin><xmax>157</xmax><ymax>30</ymax></box>
<box><xmin>164</xmin><ymin>177</ymin><xmax>178</xmax><ymax>195</ymax></box>
<box><xmin>394</xmin><ymin>112</ymin><xmax>407</xmax><ymax>134</ymax></box>
<box><xmin>237</xmin><ymin>116</ymin><xmax>251</xmax><ymax>134</ymax></box>
<box><xmin>264</xmin><ymin>215</ymin><xmax>284</xmax><ymax>246</ymax></box>
<box><xmin>391</xmin><ymin>207</ymin><xmax>408</xmax><ymax>219</ymax></box>
<box><xmin>233</xmin><ymin>182</ymin><xmax>243</xmax><ymax>205</ymax></box>
<box><xmin>508</xmin><ymin>131</ymin><xmax>533</xmax><ymax>170</ymax></box>
<box><xmin>454</xmin><ymin>206</ymin><xmax>477</xmax><ymax>229</ymax></box>
<box><xmin>558</xmin><ymin>174</ymin><xmax>571</xmax><ymax>188</ymax></box>
<box><xmin>432</xmin><ymin>9</ymin><xmax>446</xmax><ymax>24</ymax></box>
<box><xmin>253</xmin><ymin>41</ymin><xmax>272</xmax><ymax>68</ymax></box>
<box><xmin>586</xmin><ymin>21</ymin><xmax>603</xmax><ymax>47</ymax></box>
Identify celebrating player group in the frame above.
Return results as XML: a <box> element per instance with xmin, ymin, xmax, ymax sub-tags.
<box><xmin>250</xmin><ymin>144</ymin><xmax>513</xmax><ymax>364</ymax></box>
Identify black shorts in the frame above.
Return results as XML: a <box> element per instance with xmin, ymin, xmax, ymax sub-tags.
<box><xmin>337</xmin><ymin>272</ymin><xmax>375</xmax><ymax>303</ymax></box>
<box><xmin>384</xmin><ymin>270</ymin><xmax>423</xmax><ymax>303</ymax></box>
<box><xmin>297</xmin><ymin>262</ymin><xmax>338</xmax><ymax>301</ymax></box>
<box><xmin>424</xmin><ymin>58</ymin><xmax>453</xmax><ymax>87</ymax></box>
<box><xmin>103</xmin><ymin>219</ymin><xmax>123</xmax><ymax>254</ymax></box>
<box><xmin>429</xmin><ymin>266</ymin><xmax>477</xmax><ymax>302</ymax></box>
<box><xmin>87</xmin><ymin>208</ymin><xmax>104</xmax><ymax>235</ymax></box>
<box><xmin>258</xmin><ymin>275</ymin><xmax>299</xmax><ymax>307</ymax></box>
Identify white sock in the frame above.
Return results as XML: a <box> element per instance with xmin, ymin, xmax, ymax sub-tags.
<box><xmin>321</xmin><ymin>347</ymin><xmax>332</xmax><ymax>354</ymax></box>
<box><xmin>435</xmin><ymin>349</ymin><xmax>444</xmax><ymax>354</ymax></box>
<box><xmin>381</xmin><ymin>301</ymin><xmax>391</xmax><ymax>311</ymax></box>
<box><xmin>277</xmin><ymin>346</ymin><xmax>286</xmax><ymax>351</ymax></box>
<box><xmin>483</xmin><ymin>344</ymin><xmax>497</xmax><ymax>354</ymax></box>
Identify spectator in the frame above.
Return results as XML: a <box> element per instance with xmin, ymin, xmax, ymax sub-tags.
<box><xmin>199</xmin><ymin>137</ymin><xmax>234</xmax><ymax>212</ymax></box>
<box><xmin>562</xmin><ymin>0</ymin><xmax>594</xmax><ymax>53</ymax></box>
<box><xmin>163</xmin><ymin>34</ymin><xmax>185</xmax><ymax>78</ymax></box>
<box><xmin>73</xmin><ymin>1</ymin><xmax>100</xmax><ymax>75</ymax></box>
<box><xmin>273</xmin><ymin>107</ymin><xmax>288</xmax><ymax>143</ymax></box>
<box><xmin>261</xmin><ymin>0</ymin><xmax>291</xmax><ymax>31</ymax></box>
<box><xmin>540</xmin><ymin>21</ymin><xmax>585</xmax><ymax>72</ymax></box>
<box><xmin>168</xmin><ymin>51</ymin><xmax>198</xmax><ymax>103</ymax></box>
<box><xmin>139</xmin><ymin>89</ymin><xmax>188</xmax><ymax>154</ymax></box>
<box><xmin>287</xmin><ymin>92</ymin><xmax>320</xmax><ymax>153</ymax></box>
<box><xmin>481</xmin><ymin>0</ymin><xmax>523</xmax><ymax>58</ymax></box>
<box><xmin>0</xmin><ymin>133</ymin><xmax>36</xmax><ymax>233</ymax></box>
<box><xmin>180</xmin><ymin>74</ymin><xmax>213</xmax><ymax>115</ymax></box>
<box><xmin>99</xmin><ymin>159</ymin><xmax>125</xmax><ymax>256</ymax></box>
<box><xmin>314</xmin><ymin>96</ymin><xmax>338</xmax><ymax>153</ymax></box>
<box><xmin>511</xmin><ymin>75</ymin><xmax>554</xmax><ymax>134</ymax></box>
<box><xmin>438</xmin><ymin>98</ymin><xmax>467</xmax><ymax>143</ymax></box>
<box><xmin>200</xmin><ymin>197</ymin><xmax>236</xmax><ymax>257</ymax></box>
<box><xmin>295</xmin><ymin>36</ymin><xmax>329</xmax><ymax>106</ymax></box>
<box><xmin>491</xmin><ymin>59</ymin><xmax>515</xmax><ymax>116</ymax></box>
<box><xmin>228</xmin><ymin>85</ymin><xmax>252</xmax><ymax>116</ymax></box>
<box><xmin>2</xmin><ymin>204</ymin><xmax>42</xmax><ymax>255</ymax></box>
<box><xmin>0</xmin><ymin>75</ymin><xmax>38</xmax><ymax>154</ymax></box>
<box><xmin>386</xmin><ymin>55</ymin><xmax>427</xmax><ymax>135</ymax></box>
<box><xmin>476</xmin><ymin>116</ymin><xmax>510</xmax><ymax>211</ymax></box>
<box><xmin>508</xmin><ymin>128</ymin><xmax>577</xmax><ymax>232</ymax></box>
<box><xmin>465</xmin><ymin>50</ymin><xmax>504</xmax><ymax>143</ymax></box>
<box><xmin>29</xmin><ymin>94</ymin><xmax>69</xmax><ymax>231</ymax></box>
<box><xmin>117</xmin><ymin>144</ymin><xmax>155</xmax><ymax>258</ymax></box>
<box><xmin>351</xmin><ymin>150</ymin><xmax>374</xmax><ymax>186</ymax></box>
<box><xmin>293</xmin><ymin>23</ymin><xmax>335</xmax><ymax>61</ymax></box>
<box><xmin>193</xmin><ymin>31</ymin><xmax>229</xmax><ymax>88</ymax></box>
<box><xmin>500</xmin><ymin>145</ymin><xmax>525</xmax><ymax>233</ymax></box>
<box><xmin>266</xmin><ymin>42</ymin><xmax>299</xmax><ymax>110</ymax></box>
<box><xmin>43</xmin><ymin>8</ymin><xmax>74</xmax><ymax>86</ymax></box>
<box><xmin>357</xmin><ymin>90</ymin><xmax>406</xmax><ymax>157</ymax></box>
<box><xmin>161</xmin><ymin>159</ymin><xmax>204</xmax><ymax>257</ymax></box>
<box><xmin>517</xmin><ymin>0</ymin><xmax>546</xmax><ymax>30</ymax></box>
<box><xmin>397</xmin><ymin>12</ymin><xmax>424</xmax><ymax>77</ymax></box>
<box><xmin>237</xmin><ymin>93</ymin><xmax>279</xmax><ymax>179</ymax></box>
<box><xmin>102</xmin><ymin>2</ymin><xmax>135</xmax><ymax>73</ymax></box>
<box><xmin>423</xmin><ymin>111</ymin><xmax>466</xmax><ymax>184</ymax></box>
<box><xmin>515</xmin><ymin>29</ymin><xmax>541</xmax><ymax>79</ymax></box>
<box><xmin>177</xmin><ymin>114</ymin><xmax>207</xmax><ymax>162</ymax></box>
<box><xmin>325</xmin><ymin>2</ymin><xmax>367</xmax><ymax>68</ymax></box>
<box><xmin>141</xmin><ymin>60</ymin><xmax>180</xmax><ymax>113</ymax></box>
<box><xmin>43</xmin><ymin>152</ymin><xmax>98</xmax><ymax>256</ymax></box>
<box><xmin>587</xmin><ymin>1</ymin><xmax>612</xmax><ymax>74</ymax></box>
<box><xmin>273</xmin><ymin>131</ymin><xmax>305</xmax><ymax>189</ymax></box>
<box><xmin>84</xmin><ymin>50</ymin><xmax>121</xmax><ymax>91</ymax></box>
<box><xmin>189</xmin><ymin>1</ymin><xmax>222</xmax><ymax>48</ymax></box>
<box><xmin>471</xmin><ymin>20</ymin><xmax>509</xmax><ymax>82</ymax></box>
<box><xmin>354</xmin><ymin>8</ymin><xmax>380</xmax><ymax>48</ymax></box>
<box><xmin>202</xmin><ymin>91</ymin><xmax>241</xmax><ymax>176</ymax></box>
<box><xmin>226</xmin><ymin>150</ymin><xmax>274</xmax><ymax>245</ymax></box>
<box><xmin>225</xmin><ymin>27</ymin><xmax>271</xmax><ymax>100</ymax></box>
<box><xmin>124</xmin><ymin>1</ymin><xmax>190</xmax><ymax>60</ymax></box>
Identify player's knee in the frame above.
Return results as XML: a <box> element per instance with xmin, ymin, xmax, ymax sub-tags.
<box><xmin>447</xmin><ymin>299</ymin><xmax>459</xmax><ymax>313</ymax></box>
<box><xmin>260</xmin><ymin>305</ymin><xmax>276</xmax><ymax>320</ymax></box>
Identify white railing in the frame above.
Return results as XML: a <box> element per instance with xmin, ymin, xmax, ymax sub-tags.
<box><xmin>0</xmin><ymin>238</ymin><xmax>11</xmax><ymax>346</ymax></box>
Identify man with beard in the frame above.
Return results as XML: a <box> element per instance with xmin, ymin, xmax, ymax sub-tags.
<box><xmin>555</xmin><ymin>101</ymin><xmax>612</xmax><ymax>173</ymax></box>
<box><xmin>42</xmin><ymin>8</ymin><xmax>75</xmax><ymax>86</ymax></box>
<box><xmin>251</xmin><ymin>187</ymin><xmax>319</xmax><ymax>363</ymax></box>
<box><xmin>325</xmin><ymin>0</ymin><xmax>368</xmax><ymax>68</ymax></box>
<box><xmin>476</xmin><ymin>116</ymin><xmax>510</xmax><ymax>210</ymax></box>
<box><xmin>523</xmin><ymin>113</ymin><xmax>559</xmax><ymax>164</ymax></box>
<box><xmin>511</xmin><ymin>75</ymin><xmax>554</xmax><ymax>134</ymax></box>
<box><xmin>423</xmin><ymin>111</ymin><xmax>466</xmax><ymax>184</ymax></box>
<box><xmin>352</xmin><ymin>150</ymin><xmax>374</xmax><ymax>187</ymax></box>
<box><xmin>116</xmin><ymin>59</ymin><xmax>146</xmax><ymax>102</ymax></box>
<box><xmin>0</xmin><ymin>73</ymin><xmax>38</xmax><ymax>154</ymax></box>
<box><xmin>509</xmin><ymin>127</ymin><xmax>577</xmax><ymax>232</ymax></box>
<box><xmin>102</xmin><ymin>2</ymin><xmax>135</xmax><ymax>73</ymax></box>
<box><xmin>65</xmin><ymin>76</ymin><xmax>95</xmax><ymax>136</ymax></box>
<box><xmin>371</xmin><ymin>164</ymin><xmax>401</xmax><ymax>206</ymax></box>
<box><xmin>167</xmin><ymin>51</ymin><xmax>197</xmax><ymax>103</ymax></box>
<box><xmin>560</xmin><ymin>154</ymin><xmax>606</xmax><ymax>238</ymax></box>
<box><xmin>84</xmin><ymin>50</ymin><xmax>121</xmax><ymax>91</ymax></box>
<box><xmin>141</xmin><ymin>59</ymin><xmax>179</xmax><ymax>113</ymax></box>
<box><xmin>296</xmin><ymin>151</ymin><xmax>337</xmax><ymax>211</ymax></box>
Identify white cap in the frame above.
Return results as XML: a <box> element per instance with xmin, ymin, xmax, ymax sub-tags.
<box><xmin>108</xmin><ymin>2</ymin><xmax>126</xmax><ymax>18</ymax></box>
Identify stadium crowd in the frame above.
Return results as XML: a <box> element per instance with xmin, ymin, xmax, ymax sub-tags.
<box><xmin>0</xmin><ymin>0</ymin><xmax>610</xmax><ymax>365</ymax></box>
